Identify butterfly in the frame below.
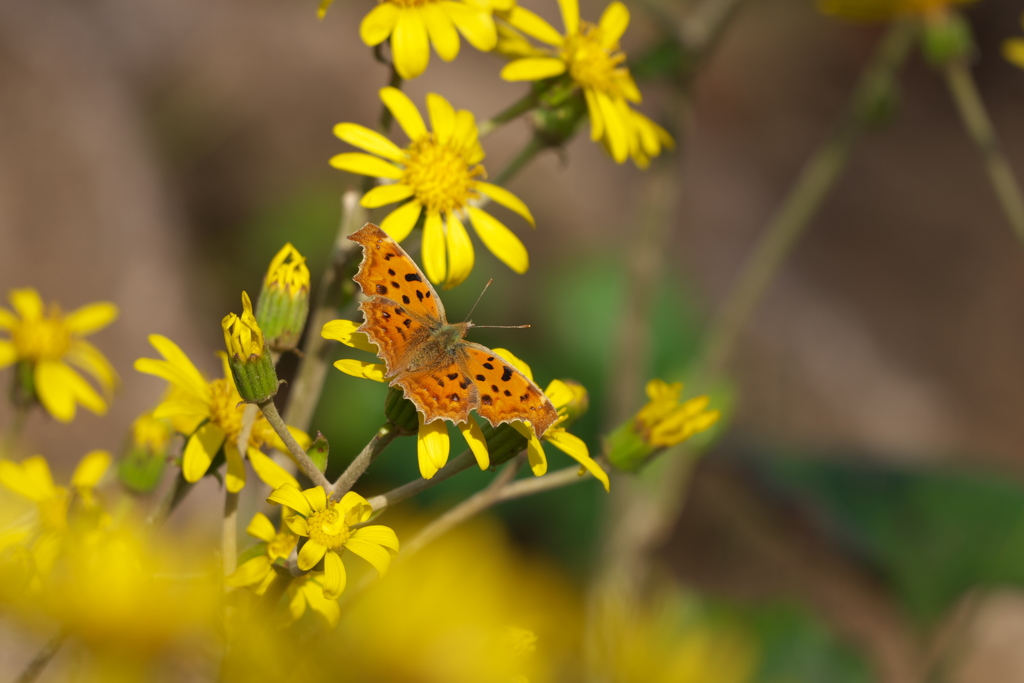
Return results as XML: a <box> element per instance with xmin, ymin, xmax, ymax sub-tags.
<box><xmin>348</xmin><ymin>223</ymin><xmax>558</xmax><ymax>438</ymax></box>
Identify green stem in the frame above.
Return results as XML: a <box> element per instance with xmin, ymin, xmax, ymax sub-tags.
<box><xmin>331</xmin><ymin>423</ymin><xmax>398</xmax><ymax>499</ymax></box>
<box><xmin>365</xmin><ymin>449</ymin><xmax>476</xmax><ymax>512</ymax></box>
<box><xmin>259</xmin><ymin>399</ymin><xmax>332</xmax><ymax>490</ymax></box>
<box><xmin>699</xmin><ymin>20</ymin><xmax>916</xmax><ymax>379</ymax></box>
<box><xmin>478</xmin><ymin>90</ymin><xmax>540</xmax><ymax>138</ymax></box>
<box><xmin>282</xmin><ymin>191</ymin><xmax>365</xmax><ymax>434</ymax></box>
<box><xmin>493</xmin><ymin>137</ymin><xmax>545</xmax><ymax>187</ymax></box>
<box><xmin>944</xmin><ymin>59</ymin><xmax>1024</xmax><ymax>246</ymax></box>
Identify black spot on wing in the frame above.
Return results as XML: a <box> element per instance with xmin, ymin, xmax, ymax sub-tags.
<box><xmin>501</xmin><ymin>366</ymin><xmax>514</xmax><ymax>382</ymax></box>
<box><xmin>375</xmin><ymin>284</ymin><xmax>388</xmax><ymax>295</ymax></box>
<box><xmin>388</xmin><ymin>268</ymin><xmax>396</xmax><ymax>276</ymax></box>
<box><xmin>481</xmin><ymin>395</ymin><xmax>492</xmax><ymax>405</ymax></box>
<box><xmin>416</xmin><ymin>290</ymin><xmax>424</xmax><ymax>301</ymax></box>
<box><xmin>475</xmin><ymin>374</ymin><xmax>486</xmax><ymax>381</ymax></box>
<box><xmin>402</xmin><ymin>295</ymin><xmax>410</xmax><ymax>304</ymax></box>
<box><xmin>447</xmin><ymin>373</ymin><xmax>458</xmax><ymax>380</ymax></box>
<box><xmin>405</xmin><ymin>273</ymin><xmax>423</xmax><ymax>282</ymax></box>
<box><xmin>403</xmin><ymin>318</ymin><xmax>412</xmax><ymax>328</ymax></box>
<box><xmin>483</xmin><ymin>362</ymin><xmax>494</xmax><ymax>370</ymax></box>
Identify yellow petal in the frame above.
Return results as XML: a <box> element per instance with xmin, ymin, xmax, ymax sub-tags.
<box><xmin>504</xmin><ymin>6</ymin><xmax>563</xmax><ymax>46</ymax></box>
<box><xmin>345</xmin><ymin>537</ymin><xmax>393</xmax><ymax>576</ymax></box>
<box><xmin>9</xmin><ymin>288</ymin><xmax>43</xmax><ymax>320</ymax></box>
<box><xmin>0</xmin><ymin>456</ymin><xmax>55</xmax><ymax>502</ymax></box>
<box><xmin>321</xmin><ymin>319</ymin><xmax>378</xmax><ymax>353</ymax></box>
<box><xmin>152</xmin><ymin>396</ymin><xmax>210</xmax><ymax>420</ymax></box>
<box><xmin>360</xmin><ymin>1</ymin><xmax>400</xmax><ymax>46</ymax></box>
<box><xmin>298</xmin><ymin>539</ymin><xmax>328</xmax><ymax>571</ymax></box>
<box><xmin>513</xmin><ymin>421</ymin><xmax>548</xmax><ymax>475</ymax></box>
<box><xmin>380</xmin><ymin>200</ymin><xmax>424</xmax><ymax>243</ymax></box>
<box><xmin>303</xmin><ymin>580</ymin><xmax>341</xmax><ymax>627</ymax></box>
<box><xmin>304</xmin><ymin>485</ymin><xmax>328</xmax><ymax>512</ymax></box>
<box><xmin>268</xmin><ymin>483</ymin><xmax>313</xmax><ymax>517</ymax></box>
<box><xmin>0</xmin><ymin>340</ymin><xmax>17</xmax><ymax>370</ymax></box>
<box><xmin>421</xmin><ymin>210</ymin><xmax>447</xmax><ymax>285</ymax></box>
<box><xmin>137</xmin><ymin>334</ymin><xmax>210</xmax><ymax>402</ymax></box>
<box><xmin>596</xmin><ymin>92</ymin><xmax>630</xmax><ymax>163</ymax></box>
<box><xmin>284</xmin><ymin>514</ymin><xmax>309</xmax><ymax>536</ymax></box>
<box><xmin>66</xmin><ymin>339</ymin><xmax>119</xmax><ymax>394</ymax></box>
<box><xmin>545</xmin><ymin>429</ymin><xmax>609</xmax><ymax>492</ymax></box>
<box><xmin>182</xmin><ymin>422</ymin><xmax>226</xmax><ymax>483</ymax></box>
<box><xmin>543</xmin><ymin>378</ymin><xmax>574</xmax><ymax>411</ymax></box>
<box><xmin>322</xmin><ymin>550</ymin><xmax>347</xmax><ymax>599</ymax></box>
<box><xmin>361</xmin><ymin>183</ymin><xmax>415</xmax><ymax>209</ymax></box>
<box><xmin>392</xmin><ymin>7</ymin><xmax>430</xmax><ymax>79</ymax></box>
<box><xmin>246</xmin><ymin>512</ymin><xmax>277</xmax><ymax>543</ymax></box>
<box><xmin>1005</xmin><ymin>39</ymin><xmax>1024</xmax><ymax>69</ymax></box>
<box><xmin>598</xmin><ymin>1</ymin><xmax>629</xmax><ymax>47</ymax></box>
<box><xmin>417</xmin><ymin>414</ymin><xmax>450</xmax><ymax>479</ymax></box>
<box><xmin>352</xmin><ymin>525</ymin><xmax>400</xmax><ymax>551</ymax></box>
<box><xmin>557</xmin><ymin>0</ymin><xmax>579</xmax><ymax>35</ymax></box>
<box><xmin>466</xmin><ymin>207</ymin><xmax>529</xmax><ymax>274</ymax></box>
<box><xmin>329</xmin><ymin>152</ymin><xmax>403</xmax><ymax>180</ymax></box>
<box><xmin>442</xmin><ymin>213</ymin><xmax>474</xmax><ymax>289</ymax></box>
<box><xmin>423</xmin><ymin>2</ymin><xmax>461</xmax><ymax>61</ymax></box>
<box><xmin>333</xmin><ymin>123</ymin><xmax>405</xmax><ymax>162</ymax></box>
<box><xmin>248</xmin><ymin>448</ymin><xmax>300</xmax><ymax>490</ymax></box>
<box><xmin>584</xmin><ymin>88</ymin><xmax>604</xmax><ymax>142</ymax></box>
<box><xmin>63</xmin><ymin>302</ymin><xmax>118</xmax><ymax>336</ymax></box>
<box><xmin>500</xmin><ymin>57</ymin><xmax>566</xmax><ymax>82</ymax></box>
<box><xmin>70</xmin><ymin>450</ymin><xmax>111</xmax><ymax>489</ymax></box>
<box><xmin>226</xmin><ymin>556</ymin><xmax>271</xmax><ymax>587</ymax></box>
<box><xmin>426</xmin><ymin>92</ymin><xmax>456</xmax><ymax>143</ymax></box>
<box><xmin>381</xmin><ymin>86</ymin><xmax>427</xmax><ymax>141</ymax></box>
<box><xmin>475</xmin><ymin>182</ymin><xmax>535</xmax><ymax>227</ymax></box>
<box><xmin>458</xmin><ymin>419</ymin><xmax>490</xmax><ymax>470</ymax></box>
<box><xmin>442</xmin><ymin>1</ymin><xmax>497</xmax><ymax>52</ymax></box>
<box><xmin>0</xmin><ymin>306</ymin><xmax>18</xmax><ymax>330</ymax></box>
<box><xmin>222</xmin><ymin>442</ymin><xmax>246</xmax><ymax>493</ymax></box>
<box><xmin>333</xmin><ymin>359</ymin><xmax>387</xmax><ymax>382</ymax></box>
<box><xmin>489</xmin><ymin>347</ymin><xmax>533</xmax><ymax>381</ymax></box>
<box><xmin>317</xmin><ymin>0</ymin><xmax>334</xmax><ymax>19</ymax></box>
<box><xmin>35</xmin><ymin>361</ymin><xmax>104</xmax><ymax>422</ymax></box>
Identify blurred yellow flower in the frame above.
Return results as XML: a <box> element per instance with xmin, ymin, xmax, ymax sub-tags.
<box><xmin>500</xmin><ymin>0</ymin><xmax>674</xmax><ymax>167</ymax></box>
<box><xmin>322</xmin><ymin>0</ymin><xmax>512</xmax><ymax>79</ymax></box>
<box><xmin>331</xmin><ymin>87</ymin><xmax>535</xmax><ymax>288</ymax></box>
<box><xmin>268</xmin><ymin>484</ymin><xmax>399</xmax><ymax>599</ymax></box>
<box><xmin>0</xmin><ymin>287</ymin><xmax>118</xmax><ymax>422</ymax></box>
<box><xmin>634</xmin><ymin>379</ymin><xmax>719</xmax><ymax>448</ymax></box>
<box><xmin>818</xmin><ymin>0</ymin><xmax>976</xmax><ymax>20</ymax></box>
<box><xmin>227</xmin><ymin>511</ymin><xmax>298</xmax><ymax>594</ymax></box>
<box><xmin>1004</xmin><ymin>14</ymin><xmax>1024</xmax><ymax>69</ymax></box>
<box><xmin>134</xmin><ymin>334</ymin><xmax>308</xmax><ymax>493</ymax></box>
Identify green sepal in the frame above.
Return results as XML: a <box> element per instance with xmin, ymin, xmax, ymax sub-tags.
<box><xmin>118</xmin><ymin>445</ymin><xmax>168</xmax><ymax>494</ymax></box>
<box><xmin>256</xmin><ymin>284</ymin><xmax>309</xmax><ymax>352</ymax></box>
<box><xmin>306</xmin><ymin>432</ymin><xmax>330</xmax><ymax>473</ymax></box>
<box><xmin>921</xmin><ymin>12</ymin><xmax>973</xmax><ymax>68</ymax></box>
<box><xmin>480</xmin><ymin>422</ymin><xmax>529</xmax><ymax>467</ymax></box>
<box><xmin>227</xmin><ymin>341</ymin><xmax>279</xmax><ymax>403</ymax></box>
<box><xmin>384</xmin><ymin>387</ymin><xmax>419</xmax><ymax>435</ymax></box>
<box><xmin>605</xmin><ymin>420</ymin><xmax>655</xmax><ymax>473</ymax></box>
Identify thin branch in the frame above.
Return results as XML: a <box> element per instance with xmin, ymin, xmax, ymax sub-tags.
<box><xmin>13</xmin><ymin>630</ymin><xmax>68</xmax><ymax>683</ymax></box>
<box><xmin>259</xmin><ymin>399</ymin><xmax>331</xmax><ymax>490</ymax></box>
<box><xmin>331</xmin><ymin>423</ymin><xmax>398</xmax><ymax>499</ymax></box>
<box><xmin>366</xmin><ymin>449</ymin><xmax>477</xmax><ymax>512</ymax></box>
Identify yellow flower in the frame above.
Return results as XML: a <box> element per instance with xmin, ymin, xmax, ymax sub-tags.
<box><xmin>494</xmin><ymin>347</ymin><xmax>609</xmax><ymax>491</ymax></box>
<box><xmin>327</xmin><ymin>0</ymin><xmax>512</xmax><ymax>80</ymax></box>
<box><xmin>267</xmin><ymin>484</ymin><xmax>399</xmax><ymax>600</ymax></box>
<box><xmin>819</xmin><ymin>0</ymin><xmax>975</xmax><ymax>20</ymax></box>
<box><xmin>227</xmin><ymin>512</ymin><xmax>298</xmax><ymax>595</ymax></box>
<box><xmin>0</xmin><ymin>287</ymin><xmax>118</xmax><ymax>422</ymax></box>
<box><xmin>634</xmin><ymin>379</ymin><xmax>719</xmax><ymax>448</ymax></box>
<box><xmin>500</xmin><ymin>0</ymin><xmax>674</xmax><ymax>167</ymax></box>
<box><xmin>1005</xmin><ymin>14</ymin><xmax>1024</xmax><ymax>69</ymax></box>
<box><xmin>134</xmin><ymin>334</ymin><xmax>309</xmax><ymax>493</ymax></box>
<box><xmin>331</xmin><ymin>87</ymin><xmax>535</xmax><ymax>288</ymax></box>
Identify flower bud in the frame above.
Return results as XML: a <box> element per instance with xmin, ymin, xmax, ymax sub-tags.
<box><xmin>922</xmin><ymin>10</ymin><xmax>973</xmax><ymax>68</ymax></box>
<box><xmin>384</xmin><ymin>386</ymin><xmax>420</xmax><ymax>435</ymax></box>
<box><xmin>118</xmin><ymin>410</ymin><xmax>171</xmax><ymax>494</ymax></box>
<box><xmin>223</xmin><ymin>292</ymin><xmax>279</xmax><ymax>403</ymax></box>
<box><xmin>255</xmin><ymin>244</ymin><xmax>310</xmax><ymax>352</ymax></box>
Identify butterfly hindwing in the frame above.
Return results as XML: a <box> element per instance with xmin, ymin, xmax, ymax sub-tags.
<box><xmin>461</xmin><ymin>344</ymin><xmax>558</xmax><ymax>437</ymax></box>
<box><xmin>349</xmin><ymin>223</ymin><xmax>446</xmax><ymax>323</ymax></box>
<box><xmin>392</xmin><ymin>360</ymin><xmax>478</xmax><ymax>425</ymax></box>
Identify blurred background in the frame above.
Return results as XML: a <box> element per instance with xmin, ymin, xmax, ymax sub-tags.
<box><xmin>4</xmin><ymin>0</ymin><xmax>1024</xmax><ymax>680</ymax></box>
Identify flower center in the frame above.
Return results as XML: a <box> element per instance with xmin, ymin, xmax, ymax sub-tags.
<box><xmin>305</xmin><ymin>505</ymin><xmax>354</xmax><ymax>551</ymax></box>
<box><xmin>208</xmin><ymin>378</ymin><xmax>268</xmax><ymax>448</ymax></box>
<box><xmin>11</xmin><ymin>310</ymin><xmax>72</xmax><ymax>362</ymax></box>
<box><xmin>402</xmin><ymin>134</ymin><xmax>484</xmax><ymax>216</ymax></box>
<box><xmin>561</xmin><ymin>22</ymin><xmax>630</xmax><ymax>98</ymax></box>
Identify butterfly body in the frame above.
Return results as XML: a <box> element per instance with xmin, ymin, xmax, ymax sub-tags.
<box><xmin>349</xmin><ymin>223</ymin><xmax>557</xmax><ymax>437</ymax></box>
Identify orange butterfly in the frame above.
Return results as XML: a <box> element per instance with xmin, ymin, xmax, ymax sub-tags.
<box><xmin>349</xmin><ymin>223</ymin><xmax>558</xmax><ymax>438</ymax></box>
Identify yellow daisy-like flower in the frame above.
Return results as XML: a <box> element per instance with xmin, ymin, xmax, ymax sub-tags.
<box><xmin>227</xmin><ymin>512</ymin><xmax>299</xmax><ymax>595</ymax></box>
<box><xmin>493</xmin><ymin>347</ymin><xmax>610</xmax><ymax>492</ymax></box>
<box><xmin>0</xmin><ymin>288</ymin><xmax>118</xmax><ymax>422</ymax></box>
<box><xmin>634</xmin><ymin>379</ymin><xmax>720</xmax><ymax>448</ymax></box>
<box><xmin>320</xmin><ymin>0</ymin><xmax>511</xmax><ymax>80</ymax></box>
<box><xmin>331</xmin><ymin>87</ymin><xmax>535</xmax><ymax>289</ymax></box>
<box><xmin>818</xmin><ymin>0</ymin><xmax>975</xmax><ymax>20</ymax></box>
<box><xmin>134</xmin><ymin>334</ymin><xmax>309</xmax><ymax>493</ymax></box>
<box><xmin>500</xmin><ymin>0</ymin><xmax>674</xmax><ymax>168</ymax></box>
<box><xmin>267</xmin><ymin>484</ymin><xmax>400</xmax><ymax>600</ymax></box>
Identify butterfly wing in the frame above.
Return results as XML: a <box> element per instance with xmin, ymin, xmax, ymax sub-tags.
<box><xmin>392</xmin><ymin>360</ymin><xmax>479</xmax><ymax>425</ymax></box>
<box><xmin>460</xmin><ymin>344</ymin><xmax>558</xmax><ymax>437</ymax></box>
<box><xmin>349</xmin><ymin>223</ymin><xmax>446</xmax><ymax>322</ymax></box>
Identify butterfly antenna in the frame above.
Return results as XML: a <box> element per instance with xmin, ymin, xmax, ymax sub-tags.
<box><xmin>464</xmin><ymin>279</ymin><xmax>493</xmax><ymax>322</ymax></box>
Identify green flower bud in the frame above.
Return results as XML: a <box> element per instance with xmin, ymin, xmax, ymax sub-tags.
<box><xmin>922</xmin><ymin>11</ymin><xmax>973</xmax><ymax>67</ymax></box>
<box><xmin>222</xmin><ymin>292</ymin><xmax>279</xmax><ymax>403</ymax></box>
<box><xmin>255</xmin><ymin>244</ymin><xmax>310</xmax><ymax>352</ymax></box>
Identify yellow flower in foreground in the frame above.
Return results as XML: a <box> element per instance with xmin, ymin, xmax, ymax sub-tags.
<box><xmin>268</xmin><ymin>484</ymin><xmax>399</xmax><ymax>600</ymax></box>
<box><xmin>0</xmin><ymin>288</ymin><xmax>118</xmax><ymax>422</ymax></box>
<box><xmin>331</xmin><ymin>87</ymin><xmax>535</xmax><ymax>288</ymax></box>
<box><xmin>134</xmin><ymin>335</ymin><xmax>308</xmax><ymax>493</ymax></box>
<box><xmin>227</xmin><ymin>512</ymin><xmax>298</xmax><ymax>595</ymax></box>
<box><xmin>329</xmin><ymin>0</ymin><xmax>511</xmax><ymax>79</ymax></box>
<box><xmin>501</xmin><ymin>0</ymin><xmax>674</xmax><ymax>167</ymax></box>
<box><xmin>494</xmin><ymin>347</ymin><xmax>609</xmax><ymax>491</ymax></box>
<box><xmin>818</xmin><ymin>0</ymin><xmax>975</xmax><ymax>20</ymax></box>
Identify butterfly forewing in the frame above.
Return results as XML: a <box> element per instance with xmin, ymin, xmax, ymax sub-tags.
<box><xmin>349</xmin><ymin>223</ymin><xmax>446</xmax><ymax>322</ymax></box>
<box><xmin>357</xmin><ymin>299</ymin><xmax>434</xmax><ymax>373</ymax></box>
<box><xmin>461</xmin><ymin>344</ymin><xmax>558</xmax><ymax>436</ymax></box>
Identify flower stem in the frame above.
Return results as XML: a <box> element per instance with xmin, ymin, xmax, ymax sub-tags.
<box><xmin>259</xmin><ymin>399</ymin><xmax>332</xmax><ymax>490</ymax></box>
<box><xmin>13</xmin><ymin>630</ymin><xmax>67</xmax><ymax>683</ymax></box>
<box><xmin>699</xmin><ymin>20</ymin><xmax>916</xmax><ymax>379</ymax></box>
<box><xmin>478</xmin><ymin>90</ymin><xmax>540</xmax><ymax>138</ymax></box>
<box><xmin>944</xmin><ymin>59</ymin><xmax>1024</xmax><ymax>246</ymax></box>
<box><xmin>365</xmin><ymin>449</ymin><xmax>477</xmax><ymax>512</ymax></box>
<box><xmin>222</xmin><ymin>490</ymin><xmax>239</xmax><ymax>577</ymax></box>
<box><xmin>493</xmin><ymin>137</ymin><xmax>545</xmax><ymax>188</ymax></box>
<box><xmin>282</xmin><ymin>191</ymin><xmax>365</xmax><ymax>434</ymax></box>
<box><xmin>331</xmin><ymin>423</ymin><xmax>398</xmax><ymax>499</ymax></box>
